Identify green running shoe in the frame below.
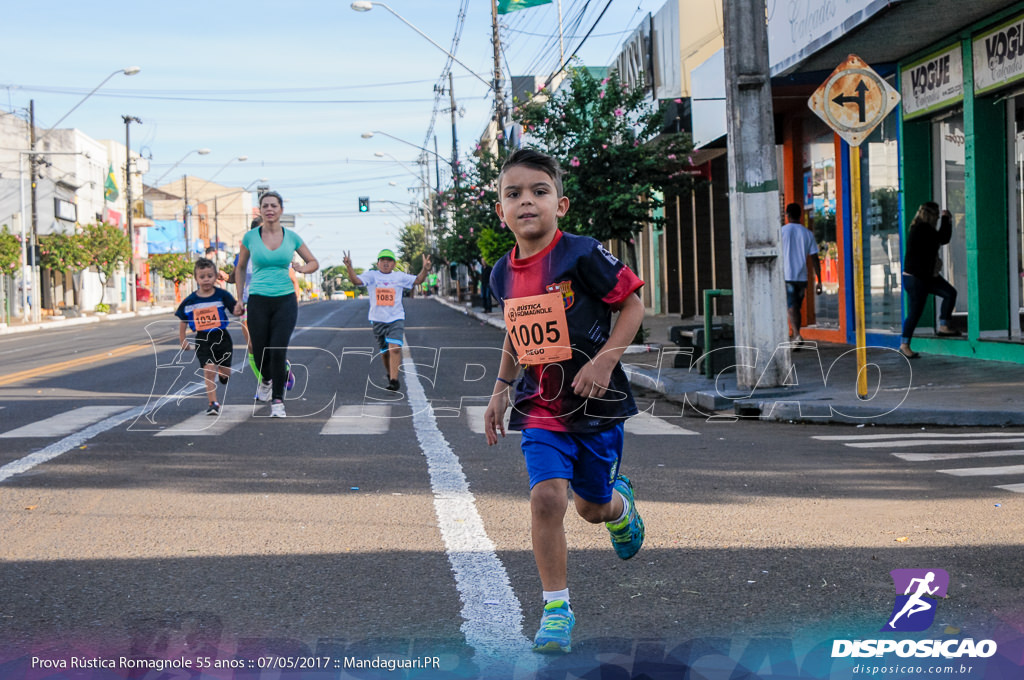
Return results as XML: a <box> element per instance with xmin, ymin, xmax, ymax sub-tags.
<box><xmin>532</xmin><ymin>600</ymin><xmax>575</xmax><ymax>654</ymax></box>
<box><xmin>606</xmin><ymin>474</ymin><xmax>644</xmax><ymax>560</ymax></box>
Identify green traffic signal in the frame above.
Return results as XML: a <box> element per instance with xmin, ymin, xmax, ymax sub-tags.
<box><xmin>358</xmin><ymin>196</ymin><xmax>369</xmax><ymax>212</ymax></box>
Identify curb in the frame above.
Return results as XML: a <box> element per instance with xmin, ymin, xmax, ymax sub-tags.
<box><xmin>0</xmin><ymin>305</ymin><xmax>176</xmax><ymax>336</ymax></box>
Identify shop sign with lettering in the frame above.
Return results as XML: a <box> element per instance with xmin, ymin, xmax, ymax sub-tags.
<box><xmin>974</xmin><ymin>12</ymin><xmax>1024</xmax><ymax>95</ymax></box>
<box><xmin>900</xmin><ymin>44</ymin><xmax>963</xmax><ymax>119</ymax></box>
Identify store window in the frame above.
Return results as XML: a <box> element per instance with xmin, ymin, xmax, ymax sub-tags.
<box><xmin>932</xmin><ymin>112</ymin><xmax>968</xmax><ymax>325</ymax></box>
<box><xmin>802</xmin><ymin>117</ymin><xmax>839</xmax><ymax>328</ymax></box>
<box><xmin>859</xmin><ymin>107</ymin><xmax>902</xmax><ymax>333</ymax></box>
<box><xmin>1010</xmin><ymin>96</ymin><xmax>1024</xmax><ymax>339</ymax></box>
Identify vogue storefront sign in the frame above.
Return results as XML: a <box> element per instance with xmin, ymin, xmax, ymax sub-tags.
<box><xmin>974</xmin><ymin>12</ymin><xmax>1024</xmax><ymax>95</ymax></box>
<box><xmin>900</xmin><ymin>44</ymin><xmax>963</xmax><ymax>119</ymax></box>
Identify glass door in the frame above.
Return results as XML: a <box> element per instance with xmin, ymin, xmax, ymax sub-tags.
<box><xmin>1010</xmin><ymin>96</ymin><xmax>1024</xmax><ymax>340</ymax></box>
<box><xmin>932</xmin><ymin>112</ymin><xmax>968</xmax><ymax>328</ymax></box>
<box><xmin>803</xmin><ymin>118</ymin><xmax>839</xmax><ymax>328</ymax></box>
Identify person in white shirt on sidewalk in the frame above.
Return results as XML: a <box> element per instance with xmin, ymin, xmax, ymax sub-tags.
<box><xmin>780</xmin><ymin>202</ymin><xmax>823</xmax><ymax>347</ymax></box>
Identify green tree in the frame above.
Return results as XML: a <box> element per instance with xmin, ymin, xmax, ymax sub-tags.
<box><xmin>321</xmin><ymin>264</ymin><xmax>363</xmax><ymax>295</ymax></box>
<box><xmin>513</xmin><ymin>66</ymin><xmax>695</xmax><ymax>270</ymax></box>
<box><xmin>39</xmin><ymin>231</ymin><xmax>89</xmax><ymax>308</ymax></box>
<box><xmin>396</xmin><ymin>222</ymin><xmax>428</xmax><ymax>276</ymax></box>
<box><xmin>80</xmin><ymin>222</ymin><xmax>130</xmax><ymax>304</ymax></box>
<box><xmin>149</xmin><ymin>253</ymin><xmax>194</xmax><ymax>284</ymax></box>
<box><xmin>0</xmin><ymin>226</ymin><xmax>21</xmax><ymax>277</ymax></box>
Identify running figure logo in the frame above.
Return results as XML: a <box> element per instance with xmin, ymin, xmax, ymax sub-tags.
<box><xmin>882</xmin><ymin>569</ymin><xmax>949</xmax><ymax>632</ymax></box>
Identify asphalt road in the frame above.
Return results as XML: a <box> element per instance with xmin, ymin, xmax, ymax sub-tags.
<box><xmin>1</xmin><ymin>298</ymin><xmax>1021</xmax><ymax>678</ymax></box>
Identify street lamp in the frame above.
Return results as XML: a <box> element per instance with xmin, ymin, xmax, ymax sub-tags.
<box><xmin>150</xmin><ymin>148</ymin><xmax>211</xmax><ymax>187</ymax></box>
<box><xmin>185</xmin><ymin>156</ymin><xmax>247</xmax><ymax>257</ymax></box>
<box><xmin>123</xmin><ymin>115</ymin><xmax>142</xmax><ymax>312</ymax></box>
<box><xmin>24</xmin><ymin>66</ymin><xmax>140</xmax><ymax>323</ymax></box>
<box><xmin>350</xmin><ymin>2</ymin><xmax>493</xmax><ymax>90</ymax></box>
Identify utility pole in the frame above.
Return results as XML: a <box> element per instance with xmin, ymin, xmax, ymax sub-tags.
<box><xmin>183</xmin><ymin>175</ymin><xmax>191</xmax><ymax>260</ymax></box>
<box><xmin>448</xmin><ymin>71</ymin><xmax>460</xmax><ymax>191</ymax></box>
<box><xmin>29</xmin><ymin>100</ymin><xmax>40</xmax><ymax>322</ymax></box>
<box><xmin>722</xmin><ymin>0</ymin><xmax>789</xmax><ymax>388</ymax></box>
<box><xmin>490</xmin><ymin>0</ymin><xmax>505</xmax><ymax>152</ymax></box>
<box><xmin>123</xmin><ymin>115</ymin><xmax>142</xmax><ymax>312</ymax></box>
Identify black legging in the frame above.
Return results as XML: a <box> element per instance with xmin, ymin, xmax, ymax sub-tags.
<box><xmin>247</xmin><ymin>293</ymin><xmax>297</xmax><ymax>401</ymax></box>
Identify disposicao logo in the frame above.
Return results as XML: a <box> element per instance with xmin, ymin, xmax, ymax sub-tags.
<box><xmin>883</xmin><ymin>568</ymin><xmax>949</xmax><ymax>632</ymax></box>
<box><xmin>831</xmin><ymin>569</ymin><xmax>998</xmax><ymax>660</ymax></box>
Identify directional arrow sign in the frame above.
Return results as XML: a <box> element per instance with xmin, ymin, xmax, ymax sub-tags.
<box><xmin>808</xmin><ymin>54</ymin><xmax>900</xmax><ymax>147</ymax></box>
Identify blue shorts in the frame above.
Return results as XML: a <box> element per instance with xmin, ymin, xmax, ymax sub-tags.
<box><xmin>786</xmin><ymin>281</ymin><xmax>808</xmax><ymax>310</ymax></box>
<box><xmin>520</xmin><ymin>424</ymin><xmax>624</xmax><ymax>505</ymax></box>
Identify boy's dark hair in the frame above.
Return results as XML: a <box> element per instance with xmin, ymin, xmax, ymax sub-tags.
<box><xmin>194</xmin><ymin>257</ymin><xmax>217</xmax><ymax>275</ymax></box>
<box><xmin>498</xmin><ymin>148</ymin><xmax>564</xmax><ymax>197</ymax></box>
<box><xmin>250</xmin><ymin>216</ymin><xmax>262</xmax><ymax>230</ymax></box>
<box><xmin>260</xmin><ymin>191</ymin><xmax>284</xmax><ymax>208</ymax></box>
<box><xmin>785</xmin><ymin>202</ymin><xmax>802</xmax><ymax>223</ymax></box>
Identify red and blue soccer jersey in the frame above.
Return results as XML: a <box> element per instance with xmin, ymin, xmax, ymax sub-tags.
<box><xmin>490</xmin><ymin>230</ymin><xmax>644</xmax><ymax>433</ymax></box>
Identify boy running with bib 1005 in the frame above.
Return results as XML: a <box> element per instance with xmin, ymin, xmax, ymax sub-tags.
<box><xmin>483</xmin><ymin>148</ymin><xmax>647</xmax><ymax>654</ymax></box>
<box><xmin>175</xmin><ymin>257</ymin><xmax>244</xmax><ymax>415</ymax></box>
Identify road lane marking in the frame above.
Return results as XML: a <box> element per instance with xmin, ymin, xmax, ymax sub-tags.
<box><xmin>813</xmin><ymin>432</ymin><xmax>1024</xmax><ymax>441</ymax></box>
<box><xmin>894</xmin><ymin>450</ymin><xmax>1024</xmax><ymax>462</ymax></box>
<box><xmin>402</xmin><ymin>351</ymin><xmax>531</xmax><ymax>662</ymax></box>
<box><xmin>0</xmin><ymin>343</ymin><xmax>150</xmax><ymax>387</ymax></box>
<box><xmin>625</xmin><ymin>411</ymin><xmax>700</xmax><ymax>435</ymax></box>
<box><xmin>843</xmin><ymin>438</ymin><xmax>1024</xmax><ymax>448</ymax></box>
<box><xmin>936</xmin><ymin>464</ymin><xmax>1024</xmax><ymax>477</ymax></box>
<box><xmin>0</xmin><ymin>383</ymin><xmax>205</xmax><ymax>484</ymax></box>
<box><xmin>994</xmin><ymin>483</ymin><xmax>1024</xmax><ymax>493</ymax></box>
<box><xmin>321</xmin><ymin>405</ymin><xmax>393</xmax><ymax>434</ymax></box>
<box><xmin>154</xmin><ymin>405</ymin><xmax>253</xmax><ymax>436</ymax></box>
<box><xmin>0</xmin><ymin>406</ymin><xmax>134</xmax><ymax>438</ymax></box>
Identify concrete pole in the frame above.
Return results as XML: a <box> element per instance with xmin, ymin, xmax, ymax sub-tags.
<box><xmin>722</xmin><ymin>0</ymin><xmax>789</xmax><ymax>389</ymax></box>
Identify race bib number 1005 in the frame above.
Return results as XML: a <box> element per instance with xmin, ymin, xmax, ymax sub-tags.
<box><xmin>503</xmin><ymin>291</ymin><xmax>571</xmax><ymax>365</ymax></box>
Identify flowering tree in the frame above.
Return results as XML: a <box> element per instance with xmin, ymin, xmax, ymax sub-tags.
<box><xmin>39</xmin><ymin>231</ymin><xmax>89</xmax><ymax>308</ymax></box>
<box><xmin>80</xmin><ymin>222</ymin><xmax>130</xmax><ymax>304</ymax></box>
<box><xmin>513</xmin><ymin>66</ymin><xmax>696</xmax><ymax>270</ymax></box>
<box><xmin>0</xmin><ymin>227</ymin><xmax>20</xmax><ymax>278</ymax></box>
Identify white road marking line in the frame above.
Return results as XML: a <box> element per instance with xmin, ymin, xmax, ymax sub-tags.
<box><xmin>994</xmin><ymin>483</ymin><xmax>1024</xmax><ymax>493</ymax></box>
<box><xmin>843</xmin><ymin>438</ymin><xmax>1024</xmax><ymax>449</ymax></box>
<box><xmin>0</xmin><ymin>383</ymin><xmax>205</xmax><ymax>484</ymax></box>
<box><xmin>936</xmin><ymin>465</ymin><xmax>1024</xmax><ymax>477</ymax></box>
<box><xmin>321</xmin><ymin>405</ymin><xmax>393</xmax><ymax>435</ymax></box>
<box><xmin>625</xmin><ymin>411</ymin><xmax>700</xmax><ymax>435</ymax></box>
<box><xmin>402</xmin><ymin>351</ymin><xmax>532</xmax><ymax>662</ymax></box>
<box><xmin>813</xmin><ymin>432</ymin><xmax>1024</xmax><ymax>441</ymax></box>
<box><xmin>0</xmin><ymin>406</ymin><xmax>133</xmax><ymax>438</ymax></box>
<box><xmin>894</xmin><ymin>450</ymin><xmax>1024</xmax><ymax>462</ymax></box>
<box><xmin>154</xmin><ymin>405</ymin><xmax>252</xmax><ymax>436</ymax></box>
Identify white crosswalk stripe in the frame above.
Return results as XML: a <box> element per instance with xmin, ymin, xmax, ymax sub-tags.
<box><xmin>0</xmin><ymin>406</ymin><xmax>135</xmax><ymax>438</ymax></box>
<box><xmin>813</xmin><ymin>432</ymin><xmax>1024</xmax><ymax>493</ymax></box>
<box><xmin>321</xmin><ymin>405</ymin><xmax>393</xmax><ymax>434</ymax></box>
<box><xmin>155</xmin><ymin>405</ymin><xmax>253</xmax><ymax>436</ymax></box>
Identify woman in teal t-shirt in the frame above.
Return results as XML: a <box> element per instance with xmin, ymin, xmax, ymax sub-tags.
<box><xmin>235</xmin><ymin>191</ymin><xmax>319</xmax><ymax>418</ymax></box>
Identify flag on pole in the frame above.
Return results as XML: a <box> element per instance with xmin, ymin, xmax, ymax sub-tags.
<box><xmin>497</xmin><ymin>0</ymin><xmax>552</xmax><ymax>14</ymax></box>
<box><xmin>103</xmin><ymin>163</ymin><xmax>119</xmax><ymax>202</ymax></box>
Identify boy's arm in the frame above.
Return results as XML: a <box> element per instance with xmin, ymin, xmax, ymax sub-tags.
<box><xmin>484</xmin><ymin>333</ymin><xmax>519</xmax><ymax>445</ymax></box>
<box><xmin>179</xmin><ymin>320</ymin><xmax>190</xmax><ymax>350</ymax></box>
<box><xmin>235</xmin><ymin>245</ymin><xmax>250</xmax><ymax>305</ymax></box>
<box><xmin>412</xmin><ymin>253</ymin><xmax>432</xmax><ymax>287</ymax></box>
<box><xmin>342</xmin><ymin>250</ymin><xmax>363</xmax><ymax>286</ymax></box>
<box><xmin>572</xmin><ymin>292</ymin><xmax>644</xmax><ymax>398</ymax></box>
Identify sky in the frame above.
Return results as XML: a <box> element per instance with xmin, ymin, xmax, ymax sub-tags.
<box><xmin>2</xmin><ymin>0</ymin><xmax>666</xmax><ymax>270</ymax></box>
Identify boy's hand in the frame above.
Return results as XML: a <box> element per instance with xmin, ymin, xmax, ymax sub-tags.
<box><xmin>483</xmin><ymin>391</ymin><xmax>510</xmax><ymax>446</ymax></box>
<box><xmin>422</xmin><ymin>253</ymin><xmax>432</xmax><ymax>270</ymax></box>
<box><xmin>234</xmin><ymin>302</ymin><xmax>245</xmax><ymax>316</ymax></box>
<box><xmin>342</xmin><ymin>251</ymin><xmax>352</xmax><ymax>268</ymax></box>
<box><xmin>572</xmin><ymin>359</ymin><xmax>615</xmax><ymax>399</ymax></box>
<box><xmin>180</xmin><ymin>339</ymin><xmax>192</xmax><ymax>351</ymax></box>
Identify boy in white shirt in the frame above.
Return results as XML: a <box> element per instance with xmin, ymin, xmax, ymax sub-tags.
<box><xmin>343</xmin><ymin>248</ymin><xmax>431</xmax><ymax>390</ymax></box>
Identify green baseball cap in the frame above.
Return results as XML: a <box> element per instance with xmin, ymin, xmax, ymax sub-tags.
<box><xmin>377</xmin><ymin>249</ymin><xmax>396</xmax><ymax>261</ymax></box>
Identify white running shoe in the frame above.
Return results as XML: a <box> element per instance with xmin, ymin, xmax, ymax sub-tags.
<box><xmin>256</xmin><ymin>380</ymin><xmax>272</xmax><ymax>402</ymax></box>
<box><xmin>270</xmin><ymin>401</ymin><xmax>286</xmax><ymax>418</ymax></box>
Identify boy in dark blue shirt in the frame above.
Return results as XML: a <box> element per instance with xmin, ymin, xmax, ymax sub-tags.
<box><xmin>483</xmin><ymin>149</ymin><xmax>646</xmax><ymax>654</ymax></box>
<box><xmin>175</xmin><ymin>257</ymin><xmax>242</xmax><ymax>415</ymax></box>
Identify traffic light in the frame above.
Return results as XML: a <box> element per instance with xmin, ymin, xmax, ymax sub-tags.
<box><xmin>358</xmin><ymin>196</ymin><xmax>369</xmax><ymax>213</ymax></box>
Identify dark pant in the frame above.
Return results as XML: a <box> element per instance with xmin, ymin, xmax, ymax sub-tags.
<box><xmin>247</xmin><ymin>293</ymin><xmax>298</xmax><ymax>400</ymax></box>
<box><xmin>901</xmin><ymin>273</ymin><xmax>957</xmax><ymax>342</ymax></box>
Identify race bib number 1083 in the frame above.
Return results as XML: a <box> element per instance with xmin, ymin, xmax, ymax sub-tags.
<box><xmin>503</xmin><ymin>291</ymin><xmax>571</xmax><ymax>365</ymax></box>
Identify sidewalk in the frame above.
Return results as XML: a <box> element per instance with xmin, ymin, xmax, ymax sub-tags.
<box><xmin>435</xmin><ymin>296</ymin><xmax>1024</xmax><ymax>427</ymax></box>
<box><xmin>0</xmin><ymin>304</ymin><xmax>175</xmax><ymax>335</ymax></box>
